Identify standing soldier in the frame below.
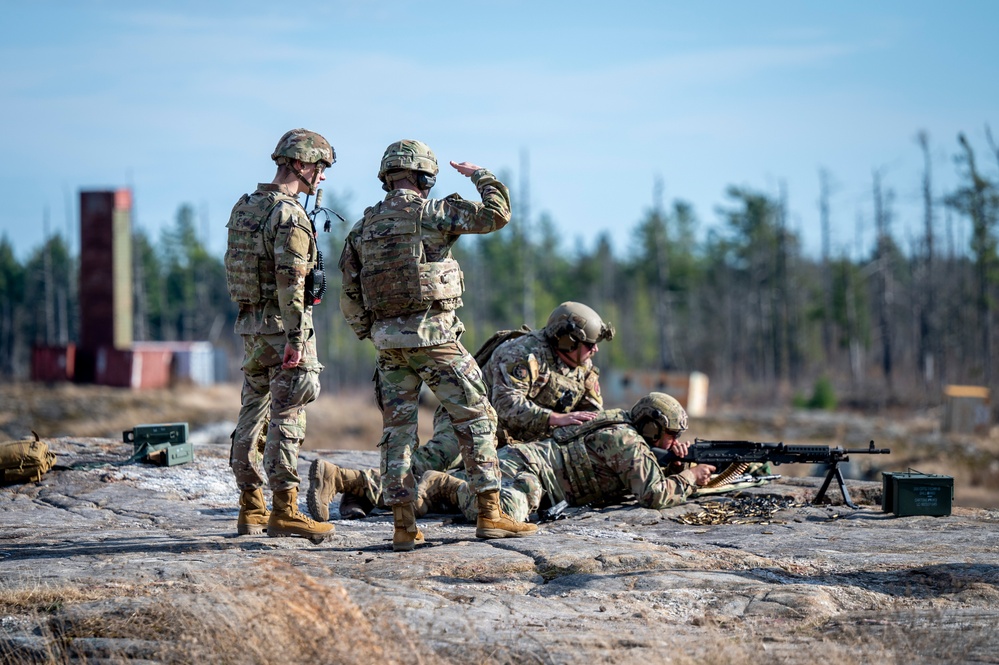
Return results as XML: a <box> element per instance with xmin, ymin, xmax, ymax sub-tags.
<box><xmin>225</xmin><ymin>128</ymin><xmax>335</xmax><ymax>543</ymax></box>
<box><xmin>339</xmin><ymin>139</ymin><xmax>537</xmax><ymax>551</ymax></box>
<box><xmin>308</xmin><ymin>301</ymin><xmax>614</xmax><ymax>520</ymax></box>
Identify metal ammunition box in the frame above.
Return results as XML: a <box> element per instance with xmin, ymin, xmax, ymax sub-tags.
<box><xmin>146</xmin><ymin>442</ymin><xmax>194</xmax><ymax>467</ymax></box>
<box><xmin>882</xmin><ymin>471</ymin><xmax>953</xmax><ymax>517</ymax></box>
<box><xmin>123</xmin><ymin>423</ymin><xmax>189</xmax><ymax>453</ymax></box>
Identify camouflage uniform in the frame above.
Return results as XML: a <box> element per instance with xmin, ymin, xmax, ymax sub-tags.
<box><xmin>340</xmin><ymin>169</ymin><xmax>510</xmax><ymax>506</ymax></box>
<box><xmin>416</xmin><ymin>328</ymin><xmax>600</xmax><ymax>469</ymax></box>
<box><xmin>338</xmin><ymin>326</ymin><xmax>603</xmax><ymax>507</ymax></box>
<box><xmin>450</xmin><ymin>410</ymin><xmax>699</xmax><ymax>522</ymax></box>
<box><xmin>485</xmin><ymin>330</ymin><xmax>601</xmax><ymax>442</ymax></box>
<box><xmin>227</xmin><ymin>182</ymin><xmax>323</xmax><ymax>492</ymax></box>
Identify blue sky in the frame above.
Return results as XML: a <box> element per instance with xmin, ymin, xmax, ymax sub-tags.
<box><xmin>2</xmin><ymin>1</ymin><xmax>997</xmax><ymax>262</ymax></box>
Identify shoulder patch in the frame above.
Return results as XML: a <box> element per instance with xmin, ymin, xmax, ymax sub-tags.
<box><xmin>285</xmin><ymin>227</ymin><xmax>313</xmax><ymax>259</ymax></box>
<box><xmin>513</xmin><ymin>364</ymin><xmax>529</xmax><ymax>380</ymax></box>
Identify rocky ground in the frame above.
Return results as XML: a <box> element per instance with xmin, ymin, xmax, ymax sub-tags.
<box><xmin>2</xmin><ymin>435</ymin><xmax>998</xmax><ymax>664</ymax></box>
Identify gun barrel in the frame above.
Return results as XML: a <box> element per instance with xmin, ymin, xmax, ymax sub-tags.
<box><xmin>842</xmin><ymin>440</ymin><xmax>891</xmax><ymax>455</ymax></box>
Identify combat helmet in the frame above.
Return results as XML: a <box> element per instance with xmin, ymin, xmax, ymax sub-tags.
<box><xmin>631</xmin><ymin>393</ymin><xmax>688</xmax><ymax>445</ymax></box>
<box><xmin>544</xmin><ymin>302</ymin><xmax>615</xmax><ymax>353</ymax></box>
<box><xmin>271</xmin><ymin>129</ymin><xmax>335</xmax><ymax>167</ymax></box>
<box><xmin>378</xmin><ymin>140</ymin><xmax>438</xmax><ymax>191</ymax></box>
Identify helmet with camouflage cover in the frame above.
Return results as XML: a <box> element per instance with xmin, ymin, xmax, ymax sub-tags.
<box><xmin>631</xmin><ymin>392</ymin><xmax>688</xmax><ymax>445</ymax></box>
<box><xmin>271</xmin><ymin>129</ymin><xmax>335</xmax><ymax>167</ymax></box>
<box><xmin>378</xmin><ymin>140</ymin><xmax>439</xmax><ymax>182</ymax></box>
<box><xmin>545</xmin><ymin>302</ymin><xmax>615</xmax><ymax>352</ymax></box>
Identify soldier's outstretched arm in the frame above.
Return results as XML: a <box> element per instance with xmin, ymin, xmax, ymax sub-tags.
<box><xmin>450</xmin><ymin>161</ymin><xmax>481</xmax><ymax>176</ymax></box>
<box><xmin>428</xmin><ymin>163</ymin><xmax>511</xmax><ymax>235</ymax></box>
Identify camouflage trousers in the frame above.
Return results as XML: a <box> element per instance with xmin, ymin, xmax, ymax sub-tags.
<box><xmin>351</xmin><ymin>409</ymin><xmax>460</xmax><ymax>508</ymax></box>
<box><xmin>230</xmin><ymin>332</ymin><xmax>322</xmax><ymax>492</ymax></box>
<box><xmin>375</xmin><ymin>341</ymin><xmax>501</xmax><ymax>506</ymax></box>
<box><xmin>454</xmin><ymin>445</ymin><xmax>551</xmax><ymax>523</ymax></box>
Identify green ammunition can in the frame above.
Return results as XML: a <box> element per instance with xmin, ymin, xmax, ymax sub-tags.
<box><xmin>882</xmin><ymin>471</ymin><xmax>953</xmax><ymax>517</ymax></box>
<box><xmin>123</xmin><ymin>423</ymin><xmax>189</xmax><ymax>453</ymax></box>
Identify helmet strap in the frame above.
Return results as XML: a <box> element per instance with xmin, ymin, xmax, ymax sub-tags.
<box><xmin>290</xmin><ymin>161</ymin><xmax>317</xmax><ymax>195</ymax></box>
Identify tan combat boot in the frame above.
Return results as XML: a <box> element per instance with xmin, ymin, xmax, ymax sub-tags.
<box><xmin>391</xmin><ymin>503</ymin><xmax>425</xmax><ymax>552</ymax></box>
<box><xmin>268</xmin><ymin>487</ymin><xmax>334</xmax><ymax>544</ymax></box>
<box><xmin>415</xmin><ymin>470</ymin><xmax>464</xmax><ymax>517</ymax></box>
<box><xmin>475</xmin><ymin>490</ymin><xmax>538</xmax><ymax>539</ymax></box>
<box><xmin>339</xmin><ymin>492</ymin><xmax>375</xmax><ymax>520</ymax></box>
<box><xmin>237</xmin><ymin>488</ymin><xmax>270</xmax><ymax>536</ymax></box>
<box><xmin>307</xmin><ymin>459</ymin><xmax>371</xmax><ymax>522</ymax></box>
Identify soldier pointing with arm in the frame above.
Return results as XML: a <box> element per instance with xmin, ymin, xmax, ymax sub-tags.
<box><xmin>338</xmin><ymin>140</ymin><xmax>536</xmax><ymax>551</ymax></box>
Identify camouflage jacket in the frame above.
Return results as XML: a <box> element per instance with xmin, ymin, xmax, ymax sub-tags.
<box><xmin>226</xmin><ymin>183</ymin><xmax>315</xmax><ymax>349</ymax></box>
<box><xmin>485</xmin><ymin>330</ymin><xmax>601</xmax><ymax>443</ymax></box>
<box><xmin>504</xmin><ymin>412</ymin><xmax>697</xmax><ymax>509</ymax></box>
<box><xmin>339</xmin><ymin>169</ymin><xmax>511</xmax><ymax>349</ymax></box>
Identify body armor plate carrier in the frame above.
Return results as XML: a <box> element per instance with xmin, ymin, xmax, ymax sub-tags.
<box><xmin>225</xmin><ymin>192</ymin><xmax>299</xmax><ymax>304</ymax></box>
<box><xmin>550</xmin><ymin>410</ymin><xmax>632</xmax><ymax>506</ymax></box>
<box><xmin>357</xmin><ymin>200</ymin><xmax>464</xmax><ymax>318</ymax></box>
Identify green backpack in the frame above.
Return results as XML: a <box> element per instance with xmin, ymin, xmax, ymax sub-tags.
<box><xmin>473</xmin><ymin>326</ymin><xmax>532</xmax><ymax>368</ymax></box>
<box><xmin>1</xmin><ymin>433</ymin><xmax>57</xmax><ymax>485</ymax></box>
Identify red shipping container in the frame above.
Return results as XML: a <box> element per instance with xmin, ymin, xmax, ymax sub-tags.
<box><xmin>94</xmin><ymin>347</ymin><xmax>172</xmax><ymax>389</ymax></box>
<box><xmin>31</xmin><ymin>344</ymin><xmax>77</xmax><ymax>382</ymax></box>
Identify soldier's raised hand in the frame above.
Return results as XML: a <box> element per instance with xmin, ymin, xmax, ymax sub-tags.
<box><xmin>450</xmin><ymin>161</ymin><xmax>482</xmax><ymax>177</ymax></box>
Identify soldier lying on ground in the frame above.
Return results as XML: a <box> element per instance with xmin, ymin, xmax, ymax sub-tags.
<box><xmin>310</xmin><ymin>393</ymin><xmax>715</xmax><ymax>525</ymax></box>
<box><xmin>309</xmin><ymin>301</ymin><xmax>615</xmax><ymax>521</ymax></box>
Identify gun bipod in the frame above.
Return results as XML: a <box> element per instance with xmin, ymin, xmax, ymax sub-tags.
<box><xmin>814</xmin><ymin>462</ymin><xmax>857</xmax><ymax>509</ymax></box>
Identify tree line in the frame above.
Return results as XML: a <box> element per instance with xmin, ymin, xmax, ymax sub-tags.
<box><xmin>1</xmin><ymin>130</ymin><xmax>997</xmax><ymax>409</ymax></box>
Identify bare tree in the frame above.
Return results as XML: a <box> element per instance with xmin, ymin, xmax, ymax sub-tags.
<box><xmin>915</xmin><ymin>131</ymin><xmax>938</xmax><ymax>387</ymax></box>
<box><xmin>819</xmin><ymin>169</ymin><xmax>834</xmax><ymax>364</ymax></box>
<box><xmin>872</xmin><ymin>169</ymin><xmax>895</xmax><ymax>387</ymax></box>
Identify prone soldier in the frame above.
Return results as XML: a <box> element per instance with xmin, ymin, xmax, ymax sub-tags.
<box><xmin>338</xmin><ymin>139</ymin><xmax>536</xmax><ymax>551</ymax></box>
<box><xmin>414</xmin><ymin>393</ymin><xmax>716</xmax><ymax>522</ymax></box>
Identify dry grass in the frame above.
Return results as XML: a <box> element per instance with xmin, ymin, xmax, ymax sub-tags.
<box><xmin>1</xmin><ymin>559</ymin><xmax>434</xmax><ymax>665</ymax></box>
<box><xmin>3</xmin><ymin>565</ymin><xmax>997</xmax><ymax>664</ymax></box>
<box><xmin>0</xmin><ymin>582</ymin><xmax>149</xmax><ymax>615</ymax></box>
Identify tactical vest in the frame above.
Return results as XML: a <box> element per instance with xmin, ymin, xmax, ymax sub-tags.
<box><xmin>224</xmin><ymin>191</ymin><xmax>300</xmax><ymax>305</ymax></box>
<box><xmin>549</xmin><ymin>409</ymin><xmax>632</xmax><ymax>505</ymax></box>
<box><xmin>534</xmin><ymin>368</ymin><xmax>589</xmax><ymax>413</ymax></box>
<box><xmin>356</xmin><ymin>199</ymin><xmax>464</xmax><ymax>318</ymax></box>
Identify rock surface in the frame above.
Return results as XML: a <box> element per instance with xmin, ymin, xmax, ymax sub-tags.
<box><xmin>2</xmin><ymin>437</ymin><xmax>997</xmax><ymax>664</ymax></box>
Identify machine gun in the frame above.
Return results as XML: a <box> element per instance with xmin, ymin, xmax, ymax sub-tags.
<box><xmin>654</xmin><ymin>440</ymin><xmax>891</xmax><ymax>509</ymax></box>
